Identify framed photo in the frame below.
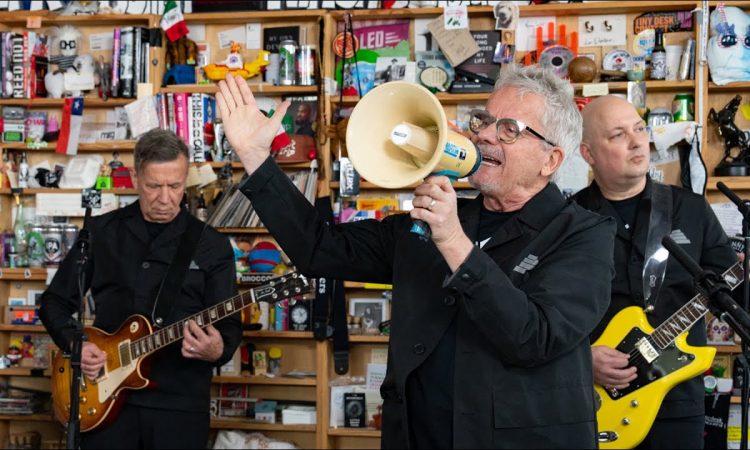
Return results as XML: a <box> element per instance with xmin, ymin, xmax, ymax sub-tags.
<box><xmin>26</xmin><ymin>289</ymin><xmax>44</xmax><ymax>306</ymax></box>
<box><xmin>349</xmin><ymin>298</ymin><xmax>388</xmax><ymax>331</ymax></box>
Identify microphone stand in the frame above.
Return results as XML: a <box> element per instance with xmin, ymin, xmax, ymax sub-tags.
<box><xmin>717</xmin><ymin>181</ymin><xmax>750</xmax><ymax>450</ymax></box>
<box><xmin>66</xmin><ymin>207</ymin><xmax>92</xmax><ymax>450</ymax></box>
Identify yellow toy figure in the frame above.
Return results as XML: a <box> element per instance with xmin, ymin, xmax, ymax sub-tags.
<box><xmin>204</xmin><ymin>41</ymin><xmax>270</xmax><ymax>81</ymax></box>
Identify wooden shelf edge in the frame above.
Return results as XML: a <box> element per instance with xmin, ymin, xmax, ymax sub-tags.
<box><xmin>185</xmin><ymin>10</ymin><xmax>325</xmax><ymax>23</ymax></box>
<box><xmin>327</xmin><ymin>427</ymin><xmax>381</xmax><ymax>437</ymax></box>
<box><xmin>161</xmin><ymin>84</ymin><xmax>319</xmax><ymax>95</ymax></box>
<box><xmin>0</xmin><ymin>325</ymin><xmax>47</xmax><ymax>332</ymax></box>
<box><xmin>217</xmin><ymin>227</ymin><xmax>269</xmax><ymax>234</ymax></box>
<box><xmin>714</xmin><ymin>344</ymin><xmax>742</xmax><ymax>353</ymax></box>
<box><xmin>0</xmin><ymin>368</ymin><xmax>50</xmax><ymax>377</ymax></box>
<box><xmin>706</xmin><ymin>177</ymin><xmax>750</xmax><ymax>191</ymax></box>
<box><xmin>0</xmin><ymin>188</ymin><xmax>138</xmax><ymax>195</ymax></box>
<box><xmin>0</xmin><ymin>268</ymin><xmax>47</xmax><ymax>281</ymax></box>
<box><xmin>0</xmin><ymin>413</ymin><xmax>54</xmax><ymax>422</ymax></box>
<box><xmin>213</xmin><ymin>375</ymin><xmax>316</xmax><ymax>386</ymax></box>
<box><xmin>0</xmin><ymin>98</ymin><xmax>134</xmax><ymax>107</ymax></box>
<box><xmin>210</xmin><ymin>418</ymin><xmax>316</xmax><ymax>432</ymax></box>
<box><xmin>0</xmin><ymin>140</ymin><xmax>136</xmax><ymax>151</ymax></box>
<box><xmin>348</xmin><ymin>335</ymin><xmax>389</xmax><ymax>343</ymax></box>
<box><xmin>242</xmin><ymin>331</ymin><xmax>314</xmax><ymax>339</ymax></box>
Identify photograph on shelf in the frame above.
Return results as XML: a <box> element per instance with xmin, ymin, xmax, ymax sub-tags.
<box><xmin>707</xmin><ymin>314</ymin><xmax>738</xmax><ymax>346</ymax></box>
<box><xmin>349</xmin><ymin>298</ymin><xmax>389</xmax><ymax>332</ymax></box>
<box><xmin>26</xmin><ymin>289</ymin><xmax>44</xmax><ymax>306</ymax></box>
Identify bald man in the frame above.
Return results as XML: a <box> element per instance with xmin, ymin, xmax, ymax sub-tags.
<box><xmin>573</xmin><ymin>95</ymin><xmax>738</xmax><ymax>449</ymax></box>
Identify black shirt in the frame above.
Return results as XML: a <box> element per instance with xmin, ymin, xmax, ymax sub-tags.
<box><xmin>407</xmin><ymin>206</ymin><xmax>518</xmax><ymax>449</ymax></box>
<box><xmin>609</xmin><ymin>191</ymin><xmax>643</xmax><ymax>232</ymax></box>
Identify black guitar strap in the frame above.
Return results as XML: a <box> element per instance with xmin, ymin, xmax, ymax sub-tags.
<box><xmin>151</xmin><ymin>216</ymin><xmax>206</xmax><ymax>328</ymax></box>
<box><xmin>313</xmin><ymin>197</ymin><xmax>349</xmax><ymax>374</ymax></box>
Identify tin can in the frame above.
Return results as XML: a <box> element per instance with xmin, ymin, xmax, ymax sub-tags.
<box><xmin>27</xmin><ymin>225</ymin><xmax>45</xmax><ymax>268</ymax></box>
<box><xmin>7</xmin><ymin>252</ymin><xmax>19</xmax><ymax>268</ymax></box>
<box><xmin>278</xmin><ymin>39</ymin><xmax>298</xmax><ymax>86</ymax></box>
<box><xmin>671</xmin><ymin>93</ymin><xmax>694</xmax><ymax>122</ymax></box>
<box><xmin>296</xmin><ymin>45</ymin><xmax>316</xmax><ymax>86</ymax></box>
<box><xmin>43</xmin><ymin>224</ymin><xmax>63</xmax><ymax>267</ymax></box>
<box><xmin>62</xmin><ymin>224</ymin><xmax>79</xmax><ymax>258</ymax></box>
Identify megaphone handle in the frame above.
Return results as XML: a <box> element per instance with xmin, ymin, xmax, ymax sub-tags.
<box><xmin>410</xmin><ymin>219</ymin><xmax>431</xmax><ymax>241</ymax></box>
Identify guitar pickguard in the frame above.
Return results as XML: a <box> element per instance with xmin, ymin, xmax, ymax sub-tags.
<box><xmin>96</xmin><ymin>339</ymin><xmax>138</xmax><ymax>401</ymax></box>
<box><xmin>607</xmin><ymin>327</ymin><xmax>694</xmax><ymax>400</ymax></box>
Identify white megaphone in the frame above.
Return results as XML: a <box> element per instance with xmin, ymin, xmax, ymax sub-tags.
<box><xmin>346</xmin><ymin>81</ymin><xmax>482</xmax><ymax>238</ymax></box>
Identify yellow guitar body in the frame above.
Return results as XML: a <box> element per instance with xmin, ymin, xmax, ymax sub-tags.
<box><xmin>593</xmin><ymin>306</ymin><xmax>715</xmax><ymax>449</ymax></box>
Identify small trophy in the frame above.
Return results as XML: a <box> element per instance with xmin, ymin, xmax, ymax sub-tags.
<box><xmin>710</xmin><ymin>95</ymin><xmax>750</xmax><ymax>176</ymax></box>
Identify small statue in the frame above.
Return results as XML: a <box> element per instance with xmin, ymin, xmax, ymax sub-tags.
<box><xmin>710</xmin><ymin>95</ymin><xmax>750</xmax><ymax>176</ymax></box>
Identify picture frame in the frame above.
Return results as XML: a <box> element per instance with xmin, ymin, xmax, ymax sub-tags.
<box><xmin>349</xmin><ymin>298</ymin><xmax>388</xmax><ymax>331</ymax></box>
<box><xmin>26</xmin><ymin>289</ymin><xmax>44</xmax><ymax>306</ymax></box>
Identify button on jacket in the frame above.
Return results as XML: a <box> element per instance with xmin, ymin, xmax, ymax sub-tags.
<box><xmin>241</xmin><ymin>158</ymin><xmax>616</xmax><ymax>448</ymax></box>
<box><xmin>40</xmin><ymin>202</ymin><xmax>241</xmax><ymax>413</ymax></box>
<box><xmin>574</xmin><ymin>178</ymin><xmax>738</xmax><ymax>419</ymax></box>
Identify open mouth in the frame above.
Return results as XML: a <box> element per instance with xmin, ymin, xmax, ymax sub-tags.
<box><xmin>481</xmin><ymin>154</ymin><xmax>502</xmax><ymax>166</ymax></box>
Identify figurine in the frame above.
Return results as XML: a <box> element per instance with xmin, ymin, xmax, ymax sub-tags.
<box><xmin>45</xmin><ymin>26</ymin><xmax>94</xmax><ymax>97</ymax></box>
<box><xmin>204</xmin><ymin>41</ymin><xmax>270</xmax><ymax>81</ymax></box>
<box><xmin>710</xmin><ymin>95</ymin><xmax>750</xmax><ymax>176</ymax></box>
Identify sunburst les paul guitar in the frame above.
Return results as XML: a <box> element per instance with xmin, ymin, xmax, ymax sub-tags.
<box><xmin>594</xmin><ymin>262</ymin><xmax>743</xmax><ymax>449</ymax></box>
<box><xmin>50</xmin><ymin>272</ymin><xmax>310</xmax><ymax>433</ymax></box>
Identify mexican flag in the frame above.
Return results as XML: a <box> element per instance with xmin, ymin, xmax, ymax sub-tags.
<box><xmin>161</xmin><ymin>0</ymin><xmax>189</xmax><ymax>42</ymax></box>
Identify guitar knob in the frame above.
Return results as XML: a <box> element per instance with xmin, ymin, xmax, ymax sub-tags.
<box><xmin>622</xmin><ymin>418</ymin><xmax>631</xmax><ymax>426</ymax></box>
<box><xmin>58</xmin><ymin>367</ymin><xmax>65</xmax><ymax>373</ymax></box>
<box><xmin>630</xmin><ymin>400</ymin><xmax>639</xmax><ymax>408</ymax></box>
<box><xmin>87</xmin><ymin>407</ymin><xmax>97</xmax><ymax>416</ymax></box>
<box><xmin>81</xmin><ymin>396</ymin><xmax>87</xmax><ymax>404</ymax></box>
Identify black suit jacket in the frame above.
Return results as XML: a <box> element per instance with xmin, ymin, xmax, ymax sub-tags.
<box><xmin>241</xmin><ymin>158</ymin><xmax>617</xmax><ymax>448</ymax></box>
<box><xmin>40</xmin><ymin>202</ymin><xmax>241</xmax><ymax>413</ymax></box>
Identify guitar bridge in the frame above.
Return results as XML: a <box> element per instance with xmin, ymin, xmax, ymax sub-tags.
<box><xmin>635</xmin><ymin>337</ymin><xmax>659</xmax><ymax>363</ymax></box>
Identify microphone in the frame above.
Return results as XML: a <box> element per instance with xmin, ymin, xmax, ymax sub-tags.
<box><xmin>661</xmin><ymin>235</ymin><xmax>750</xmax><ymax>332</ymax></box>
<box><xmin>717</xmin><ymin>181</ymin><xmax>750</xmax><ymax>218</ymax></box>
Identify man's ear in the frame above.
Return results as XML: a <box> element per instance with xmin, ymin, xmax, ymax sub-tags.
<box><xmin>580</xmin><ymin>142</ymin><xmax>595</xmax><ymax>166</ymax></box>
<box><xmin>541</xmin><ymin>146</ymin><xmax>565</xmax><ymax>177</ymax></box>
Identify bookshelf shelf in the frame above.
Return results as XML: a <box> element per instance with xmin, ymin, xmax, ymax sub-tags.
<box><xmin>0</xmin><ymin>12</ymin><xmax>152</xmax><ymax>26</ymax></box>
<box><xmin>0</xmin><ymin>325</ymin><xmax>48</xmax><ymax>333</ymax></box>
<box><xmin>708</xmin><ymin>81</ymin><xmax>750</xmax><ymax>91</ymax></box>
<box><xmin>242</xmin><ymin>331</ymin><xmax>314</xmax><ymax>339</ymax></box>
<box><xmin>0</xmin><ymin>141</ymin><xmax>136</xmax><ymax>151</ymax></box>
<box><xmin>0</xmin><ymin>188</ymin><xmax>138</xmax><ymax>195</ymax></box>
<box><xmin>0</xmin><ymin>414</ymin><xmax>54</xmax><ymax>422</ymax></box>
<box><xmin>0</xmin><ymin>368</ymin><xmax>50</xmax><ymax>377</ymax></box>
<box><xmin>217</xmin><ymin>227</ymin><xmax>269</xmax><ymax>234</ymax></box>
<box><xmin>348</xmin><ymin>335</ymin><xmax>389</xmax><ymax>343</ymax></box>
<box><xmin>161</xmin><ymin>84</ymin><xmax>319</xmax><ymax>95</ymax></box>
<box><xmin>327</xmin><ymin>427</ymin><xmax>381</xmax><ymax>438</ymax></box>
<box><xmin>213</xmin><ymin>375</ymin><xmax>316</xmax><ymax>386</ymax></box>
<box><xmin>707</xmin><ymin>177</ymin><xmax>750</xmax><ymax>191</ymax></box>
<box><xmin>210</xmin><ymin>418</ymin><xmax>316</xmax><ymax>432</ymax></box>
<box><xmin>0</xmin><ymin>268</ymin><xmax>47</xmax><ymax>281</ymax></box>
<box><xmin>0</xmin><ymin>98</ymin><xmax>133</xmax><ymax>107</ymax></box>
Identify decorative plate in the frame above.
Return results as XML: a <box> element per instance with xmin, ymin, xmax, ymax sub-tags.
<box><xmin>603</xmin><ymin>49</ymin><xmax>633</xmax><ymax>72</ymax></box>
<box><xmin>539</xmin><ymin>45</ymin><xmax>575</xmax><ymax>78</ymax></box>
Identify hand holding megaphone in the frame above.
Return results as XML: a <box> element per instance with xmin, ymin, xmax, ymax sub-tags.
<box><xmin>346</xmin><ymin>82</ymin><xmax>483</xmax><ymax>240</ymax></box>
<box><xmin>216</xmin><ymin>74</ymin><xmax>291</xmax><ymax>174</ymax></box>
<box><xmin>411</xmin><ymin>176</ymin><xmax>467</xmax><ymax>246</ymax></box>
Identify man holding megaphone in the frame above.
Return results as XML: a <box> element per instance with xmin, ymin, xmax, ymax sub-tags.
<box><xmin>217</xmin><ymin>64</ymin><xmax>616</xmax><ymax>449</ymax></box>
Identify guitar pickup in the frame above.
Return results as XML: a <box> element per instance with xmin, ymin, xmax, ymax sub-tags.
<box><xmin>635</xmin><ymin>337</ymin><xmax>659</xmax><ymax>363</ymax></box>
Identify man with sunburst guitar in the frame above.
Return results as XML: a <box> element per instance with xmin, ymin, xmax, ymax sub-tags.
<box><xmin>39</xmin><ymin>129</ymin><xmax>243</xmax><ymax>449</ymax></box>
<box><xmin>574</xmin><ymin>96</ymin><xmax>740</xmax><ymax>449</ymax></box>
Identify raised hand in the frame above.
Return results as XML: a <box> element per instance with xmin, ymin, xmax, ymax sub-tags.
<box><xmin>216</xmin><ymin>74</ymin><xmax>290</xmax><ymax>175</ymax></box>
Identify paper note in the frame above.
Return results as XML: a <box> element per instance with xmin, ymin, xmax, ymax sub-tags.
<box><xmin>246</xmin><ymin>23</ymin><xmax>262</xmax><ymax>49</ymax></box>
<box><xmin>711</xmin><ymin>202</ymin><xmax>743</xmax><ymax>237</ymax></box>
<box><xmin>35</xmin><ymin>193</ymin><xmax>118</xmax><ymax>217</ymax></box>
<box><xmin>427</xmin><ymin>15</ymin><xmax>480</xmax><ymax>67</ymax></box>
<box><xmin>515</xmin><ymin>16</ymin><xmax>555</xmax><ymax>52</ymax></box>
<box><xmin>444</xmin><ymin>3</ymin><xmax>469</xmax><ymax>30</ymax></box>
<box><xmin>582</xmin><ymin>83</ymin><xmax>609</xmax><ymax>97</ymax></box>
<box><xmin>578</xmin><ymin>15</ymin><xmax>626</xmax><ymax>47</ymax></box>
<box><xmin>90</xmin><ymin>32</ymin><xmax>114</xmax><ymax>51</ymax></box>
<box><xmin>218</xmin><ymin>26</ymin><xmax>246</xmax><ymax>49</ymax></box>
<box><xmin>188</xmin><ymin>23</ymin><xmax>206</xmax><ymax>42</ymax></box>
<box><xmin>366</xmin><ymin>363</ymin><xmax>387</xmax><ymax>390</ymax></box>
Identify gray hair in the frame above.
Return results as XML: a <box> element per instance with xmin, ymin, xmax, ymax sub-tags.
<box><xmin>134</xmin><ymin>128</ymin><xmax>189</xmax><ymax>174</ymax></box>
<box><xmin>494</xmin><ymin>64</ymin><xmax>582</xmax><ymax>179</ymax></box>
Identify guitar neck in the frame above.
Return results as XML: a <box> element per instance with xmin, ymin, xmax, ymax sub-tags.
<box><xmin>651</xmin><ymin>262</ymin><xmax>743</xmax><ymax>349</ymax></box>
<box><xmin>129</xmin><ymin>273</ymin><xmax>305</xmax><ymax>359</ymax></box>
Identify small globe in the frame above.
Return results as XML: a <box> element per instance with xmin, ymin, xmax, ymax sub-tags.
<box><xmin>568</xmin><ymin>57</ymin><xmax>598</xmax><ymax>83</ymax></box>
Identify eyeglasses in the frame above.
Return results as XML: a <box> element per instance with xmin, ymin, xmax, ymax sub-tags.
<box><xmin>468</xmin><ymin>109</ymin><xmax>557</xmax><ymax>147</ymax></box>
<box><xmin>59</xmin><ymin>40</ymin><xmax>77</xmax><ymax>50</ymax></box>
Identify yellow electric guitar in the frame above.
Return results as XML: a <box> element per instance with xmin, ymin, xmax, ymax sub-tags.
<box><xmin>50</xmin><ymin>272</ymin><xmax>310</xmax><ymax>433</ymax></box>
<box><xmin>595</xmin><ymin>261</ymin><xmax>743</xmax><ymax>449</ymax></box>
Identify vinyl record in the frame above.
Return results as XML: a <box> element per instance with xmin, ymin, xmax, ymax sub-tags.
<box><xmin>539</xmin><ymin>45</ymin><xmax>575</xmax><ymax>78</ymax></box>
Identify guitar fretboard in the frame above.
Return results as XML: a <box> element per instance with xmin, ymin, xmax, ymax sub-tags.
<box><xmin>650</xmin><ymin>262</ymin><xmax>744</xmax><ymax>349</ymax></box>
<box><xmin>127</xmin><ymin>273</ymin><xmax>307</xmax><ymax>360</ymax></box>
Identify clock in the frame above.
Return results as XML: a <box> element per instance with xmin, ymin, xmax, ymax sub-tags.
<box><xmin>289</xmin><ymin>299</ymin><xmax>311</xmax><ymax>331</ymax></box>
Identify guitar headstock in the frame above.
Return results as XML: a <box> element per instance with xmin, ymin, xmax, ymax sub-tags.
<box><xmin>253</xmin><ymin>272</ymin><xmax>312</xmax><ymax>304</ymax></box>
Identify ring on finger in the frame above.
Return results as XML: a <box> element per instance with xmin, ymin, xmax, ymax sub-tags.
<box><xmin>428</xmin><ymin>198</ymin><xmax>437</xmax><ymax>210</ymax></box>
<box><xmin>189</xmin><ymin>346</ymin><xmax>195</xmax><ymax>353</ymax></box>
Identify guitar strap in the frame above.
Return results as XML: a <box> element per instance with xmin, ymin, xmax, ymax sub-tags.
<box><xmin>313</xmin><ymin>197</ymin><xmax>349</xmax><ymax>374</ymax></box>
<box><xmin>151</xmin><ymin>216</ymin><xmax>206</xmax><ymax>328</ymax></box>
<box><xmin>642</xmin><ymin>182</ymin><xmax>673</xmax><ymax>312</ymax></box>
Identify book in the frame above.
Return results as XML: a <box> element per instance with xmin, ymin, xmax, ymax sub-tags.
<box><xmin>10</xmin><ymin>33</ymin><xmax>23</xmax><ymax>98</ymax></box>
<box><xmin>188</xmin><ymin>93</ymin><xmax>205</xmax><ymax>162</ymax></box>
<box><xmin>452</xmin><ymin>30</ymin><xmax>499</xmax><ymax>93</ymax></box>
<box><xmin>119</xmin><ymin>27</ymin><xmax>134</xmax><ymax>97</ymax></box>
<box><xmin>415</xmin><ymin>50</ymin><xmax>454</xmax><ymax>92</ymax></box>
<box><xmin>263</xmin><ymin>26</ymin><xmax>299</xmax><ymax>52</ymax></box>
